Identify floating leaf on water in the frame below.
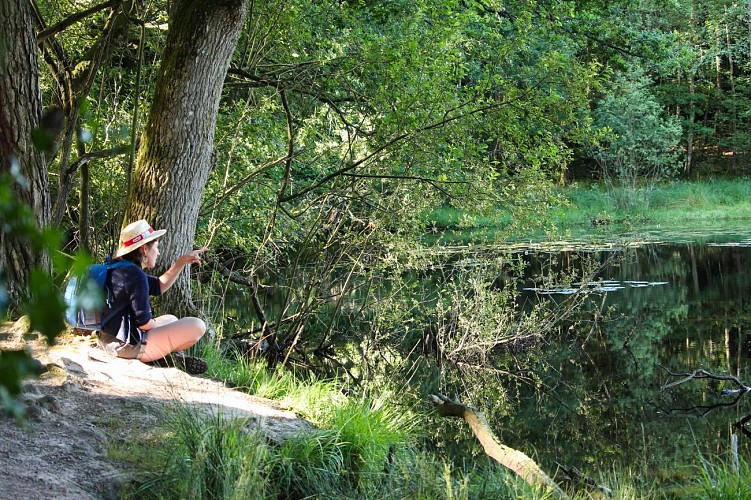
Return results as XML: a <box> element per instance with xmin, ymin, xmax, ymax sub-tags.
<box><xmin>573</xmin><ymin>280</ymin><xmax>621</xmax><ymax>287</ymax></box>
<box><xmin>592</xmin><ymin>286</ymin><xmax>626</xmax><ymax>292</ymax></box>
<box><xmin>625</xmin><ymin>281</ymin><xmax>652</xmax><ymax>288</ymax></box>
<box><xmin>537</xmin><ymin>288</ymin><xmax>579</xmax><ymax>295</ymax></box>
<box><xmin>523</xmin><ymin>287</ymin><xmax>579</xmax><ymax>295</ymax></box>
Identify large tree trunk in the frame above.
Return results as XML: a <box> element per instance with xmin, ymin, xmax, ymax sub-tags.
<box><xmin>0</xmin><ymin>0</ymin><xmax>50</xmax><ymax>312</ymax></box>
<box><xmin>124</xmin><ymin>0</ymin><xmax>247</xmax><ymax>317</ymax></box>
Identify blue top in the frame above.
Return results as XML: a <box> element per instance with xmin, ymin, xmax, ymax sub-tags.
<box><xmin>100</xmin><ymin>260</ymin><xmax>162</xmax><ymax>345</ymax></box>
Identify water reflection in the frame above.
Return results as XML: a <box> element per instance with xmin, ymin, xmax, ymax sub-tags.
<box><xmin>217</xmin><ymin>227</ymin><xmax>751</xmax><ymax>486</ymax></box>
<box><xmin>504</xmin><ymin>238</ymin><xmax>751</xmax><ymax>483</ymax></box>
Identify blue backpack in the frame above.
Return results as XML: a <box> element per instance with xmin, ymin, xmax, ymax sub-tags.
<box><xmin>64</xmin><ymin>259</ymin><xmax>134</xmax><ymax>331</ymax></box>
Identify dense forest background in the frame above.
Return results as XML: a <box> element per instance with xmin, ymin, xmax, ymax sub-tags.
<box><xmin>4</xmin><ymin>0</ymin><xmax>751</xmax><ymax>496</ymax></box>
<box><xmin>3</xmin><ymin>0</ymin><xmax>751</xmax><ymax>384</ymax></box>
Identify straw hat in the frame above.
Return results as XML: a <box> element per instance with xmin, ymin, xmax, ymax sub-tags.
<box><xmin>115</xmin><ymin>219</ymin><xmax>166</xmax><ymax>257</ymax></box>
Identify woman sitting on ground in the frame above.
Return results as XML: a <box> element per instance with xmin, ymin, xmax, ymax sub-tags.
<box><xmin>98</xmin><ymin>219</ymin><xmax>208</xmax><ymax>374</ymax></box>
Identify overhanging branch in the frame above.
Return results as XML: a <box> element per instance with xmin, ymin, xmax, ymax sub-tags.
<box><xmin>652</xmin><ymin>367</ymin><xmax>751</xmax><ymax>439</ymax></box>
<box><xmin>36</xmin><ymin>0</ymin><xmax>120</xmax><ymax>43</ymax></box>
<box><xmin>64</xmin><ymin>145</ymin><xmax>129</xmax><ymax>177</ymax></box>
<box><xmin>278</xmin><ymin>99</ymin><xmax>501</xmax><ymax>203</ymax></box>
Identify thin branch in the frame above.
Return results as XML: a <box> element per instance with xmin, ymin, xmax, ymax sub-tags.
<box><xmin>653</xmin><ymin>367</ymin><xmax>751</xmax><ymax>417</ymax></box>
<box><xmin>734</xmin><ymin>414</ymin><xmax>751</xmax><ymax>439</ymax></box>
<box><xmin>205</xmin><ymin>259</ymin><xmax>272</xmax><ymax>340</ymax></box>
<box><xmin>341</xmin><ymin>172</ymin><xmax>466</xmax><ymax>197</ymax></box>
<box><xmin>227</xmin><ymin>65</ymin><xmax>372</xmax><ymax>137</ymax></box>
<box><xmin>198</xmin><ymin>154</ymin><xmax>290</xmax><ymax>215</ymax></box>
<box><xmin>278</xmin><ymin>100</ymin><xmax>501</xmax><ymax>203</ymax></box>
<box><xmin>64</xmin><ymin>145</ymin><xmax>129</xmax><ymax>177</ymax></box>
<box><xmin>659</xmin><ymin>368</ymin><xmax>750</xmax><ymax>393</ymax></box>
<box><xmin>36</xmin><ymin>0</ymin><xmax>120</xmax><ymax>43</ymax></box>
<box><xmin>278</xmin><ymin>88</ymin><xmax>294</xmax><ymax>202</ymax></box>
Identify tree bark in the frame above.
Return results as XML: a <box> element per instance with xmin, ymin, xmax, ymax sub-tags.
<box><xmin>0</xmin><ymin>0</ymin><xmax>50</xmax><ymax>312</ymax></box>
<box><xmin>724</xmin><ymin>14</ymin><xmax>737</xmax><ymax>170</ymax></box>
<box><xmin>684</xmin><ymin>73</ymin><xmax>695</xmax><ymax>175</ymax></box>
<box><xmin>124</xmin><ymin>0</ymin><xmax>247</xmax><ymax>316</ymax></box>
<box><xmin>430</xmin><ymin>394</ymin><xmax>566</xmax><ymax>498</ymax></box>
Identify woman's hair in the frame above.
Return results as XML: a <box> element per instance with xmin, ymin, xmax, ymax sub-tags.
<box><xmin>120</xmin><ymin>241</ymin><xmax>154</xmax><ymax>268</ymax></box>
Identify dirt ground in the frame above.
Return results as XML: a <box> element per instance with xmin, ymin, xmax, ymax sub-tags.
<box><xmin>0</xmin><ymin>320</ymin><xmax>312</xmax><ymax>499</ymax></box>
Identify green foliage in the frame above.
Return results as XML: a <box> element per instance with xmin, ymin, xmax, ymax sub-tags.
<box><xmin>136</xmin><ymin>408</ymin><xmax>273</xmax><ymax>499</ymax></box>
<box><xmin>428</xmin><ymin>251</ymin><xmax>560</xmax><ymax>374</ymax></box>
<box><xmin>0</xmin><ymin>168</ymin><xmax>72</xmax><ymax>417</ymax></box>
<box><xmin>201</xmin><ymin>0</ymin><xmax>597</xmax><ymax>255</ymax></box>
<box><xmin>695</xmin><ymin>453</ymin><xmax>751</xmax><ymax>499</ymax></box>
<box><xmin>0</xmin><ymin>349</ymin><xmax>44</xmax><ymax>418</ymax></box>
<box><xmin>589</xmin><ymin>65</ymin><xmax>683</xmax><ymax>204</ymax></box>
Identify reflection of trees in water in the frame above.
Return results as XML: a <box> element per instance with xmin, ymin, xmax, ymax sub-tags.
<box><xmin>222</xmin><ymin>241</ymin><xmax>751</xmax><ymax>480</ymax></box>
<box><xmin>431</xmin><ymin>243</ymin><xmax>751</xmax><ymax>483</ymax></box>
<box><xmin>651</xmin><ymin>366</ymin><xmax>751</xmax><ymax>478</ymax></box>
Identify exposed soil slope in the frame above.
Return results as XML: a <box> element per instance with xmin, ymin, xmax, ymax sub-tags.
<box><xmin>0</xmin><ymin>323</ymin><xmax>311</xmax><ymax>499</ymax></box>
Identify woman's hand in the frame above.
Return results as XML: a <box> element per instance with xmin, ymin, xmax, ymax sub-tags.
<box><xmin>176</xmin><ymin>247</ymin><xmax>208</xmax><ymax>267</ymax></box>
<box><xmin>159</xmin><ymin>247</ymin><xmax>209</xmax><ymax>293</ymax></box>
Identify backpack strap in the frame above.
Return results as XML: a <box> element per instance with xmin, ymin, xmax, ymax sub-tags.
<box><xmin>100</xmin><ymin>304</ymin><xmax>127</xmax><ymax>328</ymax></box>
<box><xmin>100</xmin><ymin>259</ymin><xmax>137</xmax><ymax>328</ymax></box>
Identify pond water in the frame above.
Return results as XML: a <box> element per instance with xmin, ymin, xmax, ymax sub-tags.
<box><xmin>220</xmin><ymin>224</ymin><xmax>751</xmax><ymax>488</ymax></box>
<box><xmin>482</xmin><ymin>227</ymin><xmax>751</xmax><ymax>486</ymax></box>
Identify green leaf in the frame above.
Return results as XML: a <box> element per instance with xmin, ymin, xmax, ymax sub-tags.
<box><xmin>25</xmin><ymin>269</ymin><xmax>67</xmax><ymax>345</ymax></box>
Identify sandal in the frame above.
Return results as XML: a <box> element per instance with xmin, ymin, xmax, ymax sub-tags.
<box><xmin>150</xmin><ymin>351</ymin><xmax>208</xmax><ymax>375</ymax></box>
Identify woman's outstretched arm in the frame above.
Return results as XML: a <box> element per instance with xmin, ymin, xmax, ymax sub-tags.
<box><xmin>158</xmin><ymin>248</ymin><xmax>207</xmax><ymax>293</ymax></box>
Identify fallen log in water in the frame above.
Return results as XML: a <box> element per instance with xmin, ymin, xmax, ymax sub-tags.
<box><xmin>429</xmin><ymin>394</ymin><xmax>566</xmax><ymax>498</ymax></box>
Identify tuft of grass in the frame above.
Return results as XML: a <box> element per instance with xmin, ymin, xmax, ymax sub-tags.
<box><xmin>694</xmin><ymin>453</ymin><xmax>751</xmax><ymax>499</ymax></box>
<box><xmin>329</xmin><ymin>396</ymin><xmax>418</xmax><ymax>490</ymax></box>
<box><xmin>201</xmin><ymin>340</ymin><xmax>343</xmax><ymax>423</ymax></box>
<box><xmin>274</xmin><ymin>429</ymin><xmax>352</xmax><ymax>497</ymax></box>
<box><xmin>105</xmin><ymin>424</ymin><xmax>169</xmax><ymax>480</ymax></box>
<box><xmin>132</xmin><ymin>407</ymin><xmax>273</xmax><ymax>499</ymax></box>
<box><xmin>199</xmin><ymin>342</ymin><xmax>267</xmax><ymax>391</ymax></box>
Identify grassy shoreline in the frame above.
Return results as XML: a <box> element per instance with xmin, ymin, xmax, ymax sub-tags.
<box><xmin>113</xmin><ymin>343</ymin><xmax>751</xmax><ymax>499</ymax></box>
<box><xmin>426</xmin><ymin>178</ymin><xmax>751</xmax><ymax>243</ymax></box>
<box><xmin>117</xmin><ymin>346</ymin><xmax>554</xmax><ymax>499</ymax></box>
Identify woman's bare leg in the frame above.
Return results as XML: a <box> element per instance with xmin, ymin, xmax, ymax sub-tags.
<box><xmin>153</xmin><ymin>314</ymin><xmax>178</xmax><ymax>326</ymax></box>
<box><xmin>140</xmin><ymin>317</ymin><xmax>206</xmax><ymax>362</ymax></box>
